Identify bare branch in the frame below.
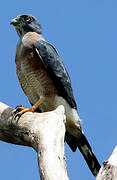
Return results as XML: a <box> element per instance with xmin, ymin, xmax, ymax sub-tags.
<box><xmin>0</xmin><ymin>102</ymin><xmax>68</xmax><ymax>180</ymax></box>
<box><xmin>96</xmin><ymin>146</ymin><xmax>117</xmax><ymax>180</ymax></box>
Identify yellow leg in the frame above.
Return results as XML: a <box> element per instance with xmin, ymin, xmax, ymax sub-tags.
<box><xmin>32</xmin><ymin>97</ymin><xmax>45</xmax><ymax>111</ymax></box>
<box><xmin>12</xmin><ymin>97</ymin><xmax>45</xmax><ymax>119</ymax></box>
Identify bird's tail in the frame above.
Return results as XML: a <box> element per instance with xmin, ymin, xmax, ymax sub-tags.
<box><xmin>65</xmin><ymin>131</ymin><xmax>101</xmax><ymax>177</ymax></box>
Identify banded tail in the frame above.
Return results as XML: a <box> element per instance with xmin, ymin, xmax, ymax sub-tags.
<box><xmin>65</xmin><ymin>131</ymin><xmax>101</xmax><ymax>177</ymax></box>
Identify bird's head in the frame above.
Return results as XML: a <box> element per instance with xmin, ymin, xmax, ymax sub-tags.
<box><xmin>10</xmin><ymin>14</ymin><xmax>42</xmax><ymax>37</ymax></box>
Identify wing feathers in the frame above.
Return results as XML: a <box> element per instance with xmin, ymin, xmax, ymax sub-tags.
<box><xmin>34</xmin><ymin>40</ymin><xmax>77</xmax><ymax>109</ymax></box>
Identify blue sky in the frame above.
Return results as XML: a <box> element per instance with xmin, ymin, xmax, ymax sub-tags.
<box><xmin>0</xmin><ymin>0</ymin><xmax>117</xmax><ymax>179</ymax></box>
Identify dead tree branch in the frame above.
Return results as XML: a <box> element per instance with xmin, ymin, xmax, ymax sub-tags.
<box><xmin>96</xmin><ymin>146</ymin><xmax>117</xmax><ymax>180</ymax></box>
<box><xmin>0</xmin><ymin>102</ymin><xmax>68</xmax><ymax>180</ymax></box>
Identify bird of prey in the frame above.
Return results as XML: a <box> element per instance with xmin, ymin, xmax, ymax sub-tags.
<box><xmin>10</xmin><ymin>14</ymin><xmax>100</xmax><ymax>176</ymax></box>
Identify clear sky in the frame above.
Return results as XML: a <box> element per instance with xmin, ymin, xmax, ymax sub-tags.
<box><xmin>0</xmin><ymin>0</ymin><xmax>117</xmax><ymax>179</ymax></box>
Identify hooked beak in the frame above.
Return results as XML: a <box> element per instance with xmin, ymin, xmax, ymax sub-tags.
<box><xmin>10</xmin><ymin>18</ymin><xmax>19</xmax><ymax>26</ymax></box>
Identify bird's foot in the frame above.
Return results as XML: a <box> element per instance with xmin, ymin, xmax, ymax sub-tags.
<box><xmin>11</xmin><ymin>105</ymin><xmax>35</xmax><ymax>120</ymax></box>
<box><xmin>11</xmin><ymin>97</ymin><xmax>45</xmax><ymax>120</ymax></box>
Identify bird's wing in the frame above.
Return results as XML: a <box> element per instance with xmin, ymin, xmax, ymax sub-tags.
<box><xmin>34</xmin><ymin>40</ymin><xmax>77</xmax><ymax>109</ymax></box>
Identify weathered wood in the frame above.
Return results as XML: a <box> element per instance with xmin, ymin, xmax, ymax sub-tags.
<box><xmin>96</xmin><ymin>146</ymin><xmax>117</xmax><ymax>180</ymax></box>
<box><xmin>0</xmin><ymin>102</ymin><xmax>68</xmax><ymax>180</ymax></box>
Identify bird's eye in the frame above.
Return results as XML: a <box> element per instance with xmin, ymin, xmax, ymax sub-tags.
<box><xmin>25</xmin><ymin>16</ymin><xmax>31</xmax><ymax>22</ymax></box>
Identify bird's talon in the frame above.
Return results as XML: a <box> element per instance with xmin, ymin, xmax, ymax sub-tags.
<box><xmin>14</xmin><ymin>105</ymin><xmax>23</xmax><ymax>112</ymax></box>
<box><xmin>11</xmin><ymin>105</ymin><xmax>24</xmax><ymax>121</ymax></box>
<box><xmin>13</xmin><ymin>114</ymin><xmax>21</xmax><ymax>122</ymax></box>
<box><xmin>11</xmin><ymin>111</ymin><xmax>21</xmax><ymax>120</ymax></box>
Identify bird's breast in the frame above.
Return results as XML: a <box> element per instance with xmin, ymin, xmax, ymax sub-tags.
<box><xmin>16</xmin><ymin>46</ymin><xmax>58</xmax><ymax>111</ymax></box>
